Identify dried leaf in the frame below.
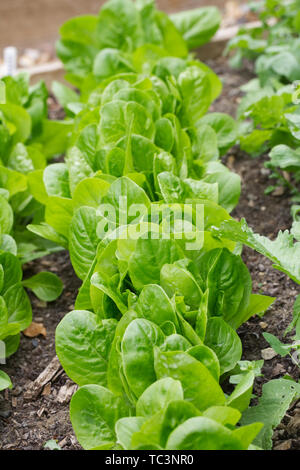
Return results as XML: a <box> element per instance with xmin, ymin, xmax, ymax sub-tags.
<box><xmin>23</xmin><ymin>322</ymin><xmax>47</xmax><ymax>338</ymax></box>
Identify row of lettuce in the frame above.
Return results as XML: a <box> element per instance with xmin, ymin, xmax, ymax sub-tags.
<box><xmin>226</xmin><ymin>0</ymin><xmax>300</xmax><ymax>358</ymax></box>
<box><xmin>0</xmin><ymin>75</ymin><xmax>68</xmax><ymax>390</ymax></box>
<box><xmin>0</xmin><ymin>0</ymin><xmax>299</xmax><ymax>450</ymax></box>
<box><xmin>227</xmin><ymin>0</ymin><xmax>300</xmax><ymax>217</ymax></box>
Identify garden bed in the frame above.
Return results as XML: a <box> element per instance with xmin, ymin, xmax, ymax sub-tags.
<box><xmin>0</xmin><ymin>56</ymin><xmax>299</xmax><ymax>451</ymax></box>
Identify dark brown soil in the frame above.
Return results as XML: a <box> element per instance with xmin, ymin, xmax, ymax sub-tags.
<box><xmin>1</xmin><ymin>56</ymin><xmax>300</xmax><ymax>451</ymax></box>
<box><xmin>0</xmin><ymin>252</ymin><xmax>81</xmax><ymax>450</ymax></box>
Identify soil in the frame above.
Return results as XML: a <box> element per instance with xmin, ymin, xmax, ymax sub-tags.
<box><xmin>1</xmin><ymin>56</ymin><xmax>300</xmax><ymax>451</ymax></box>
<box><xmin>0</xmin><ymin>252</ymin><xmax>82</xmax><ymax>450</ymax></box>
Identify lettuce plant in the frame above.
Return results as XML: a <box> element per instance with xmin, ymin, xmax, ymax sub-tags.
<box><xmin>227</xmin><ymin>0</ymin><xmax>300</xmax><ymax>85</ymax></box>
<box><xmin>212</xmin><ymin>217</ymin><xmax>300</xmax><ymax>285</ymax></box>
<box><xmin>227</xmin><ymin>0</ymin><xmax>300</xmax><ymax>200</ymax></box>
<box><xmin>0</xmin><ymin>75</ymin><xmax>65</xmax><ymax>376</ymax></box>
<box><xmin>50</xmin><ymin>69</ymin><xmax>239</xmax><ymax>207</ymax></box>
<box><xmin>56</xmin><ymin>0</ymin><xmax>221</xmax><ymax>89</ymax></box>
<box><xmin>55</xmin><ymin>284</ymin><xmax>266</xmax><ymax>449</ymax></box>
<box><xmin>0</xmin><ymin>370</ymin><xmax>12</xmax><ymax>392</ymax></box>
<box><xmin>49</xmin><ymin>0</ymin><xmax>238</xmax><ymax>216</ymax></box>
<box><xmin>54</xmin><ymin>212</ymin><xmax>300</xmax><ymax>449</ymax></box>
<box><xmin>0</xmin><ymin>73</ymin><xmax>72</xmax><ymax>262</ymax></box>
<box><xmin>0</xmin><ymin>250</ymin><xmax>32</xmax><ymax>359</ymax></box>
<box><xmin>0</xmin><ymin>203</ymin><xmax>62</xmax><ymax>384</ymax></box>
<box><xmin>52</xmin><ymin>178</ymin><xmax>276</xmax><ymax>450</ymax></box>
<box><xmin>0</xmin><ymin>246</ymin><xmax>63</xmax><ymax>362</ymax></box>
<box><xmin>29</xmin><ymin>0</ymin><xmax>241</xmax><ymax>256</ymax></box>
<box><xmin>68</xmin><ymin>379</ymin><xmax>263</xmax><ymax>450</ymax></box>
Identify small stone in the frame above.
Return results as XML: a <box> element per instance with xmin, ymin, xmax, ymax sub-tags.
<box><xmin>32</xmin><ymin>338</ymin><xmax>39</xmax><ymax>348</ymax></box>
<box><xmin>272</xmin><ymin>186</ymin><xmax>285</xmax><ymax>197</ymax></box>
<box><xmin>261</xmin><ymin>347</ymin><xmax>277</xmax><ymax>360</ymax></box>
<box><xmin>35</xmin><ymin>300</ymin><xmax>47</xmax><ymax>309</ymax></box>
<box><xmin>259</xmin><ymin>322</ymin><xmax>268</xmax><ymax>329</ymax></box>
<box><xmin>260</xmin><ymin>168</ymin><xmax>270</xmax><ymax>177</ymax></box>
<box><xmin>269</xmin><ymin>288</ymin><xmax>279</xmax><ymax>296</ymax></box>
<box><xmin>34</xmin><ymin>317</ymin><xmax>43</xmax><ymax>322</ymax></box>
<box><xmin>271</xmin><ymin>363</ymin><xmax>286</xmax><ymax>377</ymax></box>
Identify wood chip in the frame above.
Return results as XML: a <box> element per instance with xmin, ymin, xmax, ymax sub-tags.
<box><xmin>4</xmin><ymin>443</ymin><xmax>17</xmax><ymax>449</ymax></box>
<box><xmin>24</xmin><ymin>356</ymin><xmax>62</xmax><ymax>400</ymax></box>
<box><xmin>51</xmin><ymin>368</ymin><xmax>64</xmax><ymax>383</ymax></box>
<box><xmin>37</xmin><ymin>406</ymin><xmax>46</xmax><ymax>418</ymax></box>
<box><xmin>42</xmin><ymin>383</ymin><xmax>51</xmax><ymax>396</ymax></box>
<box><xmin>11</xmin><ymin>396</ymin><xmax>17</xmax><ymax>408</ymax></box>
<box><xmin>23</xmin><ymin>322</ymin><xmax>47</xmax><ymax>338</ymax></box>
<box><xmin>57</xmin><ymin>383</ymin><xmax>78</xmax><ymax>404</ymax></box>
<box><xmin>58</xmin><ymin>437</ymin><xmax>69</xmax><ymax>448</ymax></box>
<box><xmin>227</xmin><ymin>155</ymin><xmax>235</xmax><ymax>169</ymax></box>
<box><xmin>274</xmin><ymin>440</ymin><xmax>292</xmax><ymax>450</ymax></box>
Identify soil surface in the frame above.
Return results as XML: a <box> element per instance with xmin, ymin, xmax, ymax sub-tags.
<box><xmin>1</xmin><ymin>57</ymin><xmax>300</xmax><ymax>451</ymax></box>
